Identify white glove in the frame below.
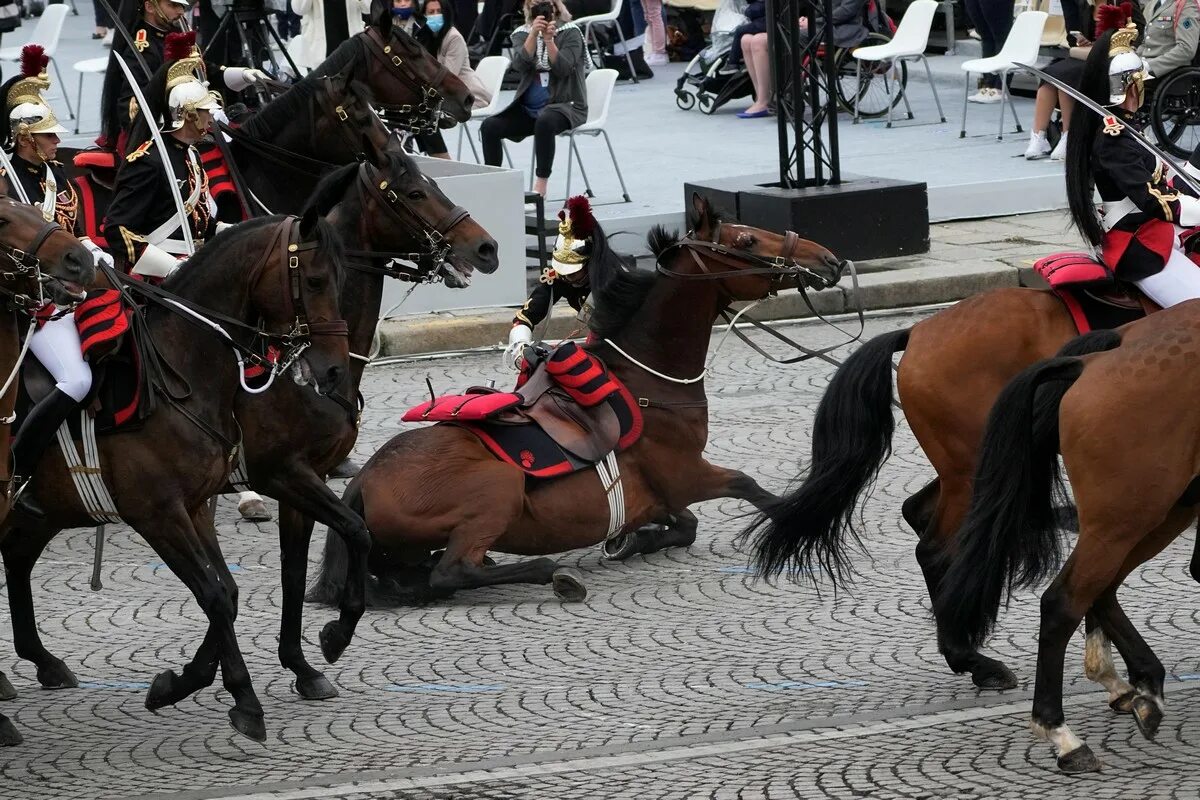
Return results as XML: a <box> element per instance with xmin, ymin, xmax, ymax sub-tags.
<box><xmin>503</xmin><ymin>324</ymin><xmax>532</xmax><ymax>371</ymax></box>
<box><xmin>81</xmin><ymin>238</ymin><xmax>114</xmax><ymax>271</ymax></box>
<box><xmin>222</xmin><ymin>67</ymin><xmax>268</xmax><ymax>92</ymax></box>
<box><xmin>216</xmin><ymin>221</ymin><xmax>234</xmax><ymax>235</ymax></box>
<box><xmin>132</xmin><ymin>243</ymin><xmax>181</xmax><ymax>279</ymax></box>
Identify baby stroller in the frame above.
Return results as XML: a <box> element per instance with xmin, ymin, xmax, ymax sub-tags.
<box><xmin>674</xmin><ymin>0</ymin><xmax>753</xmax><ymax>113</ymax></box>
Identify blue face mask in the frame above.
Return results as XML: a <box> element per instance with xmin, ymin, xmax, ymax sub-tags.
<box><xmin>392</xmin><ymin>6</ymin><xmax>414</xmax><ymax>19</ymax></box>
<box><xmin>426</xmin><ymin>13</ymin><xmax>444</xmax><ymax>32</ymax></box>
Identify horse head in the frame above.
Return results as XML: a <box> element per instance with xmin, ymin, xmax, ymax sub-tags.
<box><xmin>314</xmin><ymin>72</ymin><xmax>393</xmax><ymax>165</ymax></box>
<box><xmin>0</xmin><ymin>198</ymin><xmax>93</xmax><ymax>306</ymax></box>
<box><xmin>365</xmin><ymin>9</ymin><xmax>474</xmax><ymax>129</ymax></box>
<box><xmin>685</xmin><ymin>192</ymin><xmax>846</xmax><ymax>300</ymax></box>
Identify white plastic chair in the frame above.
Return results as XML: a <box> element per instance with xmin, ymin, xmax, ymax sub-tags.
<box><xmin>573</xmin><ymin>0</ymin><xmax>638</xmax><ymax>84</ymax></box>
<box><xmin>529</xmin><ymin>68</ymin><xmax>630</xmax><ymax>202</ymax></box>
<box><xmin>457</xmin><ymin>55</ymin><xmax>512</xmax><ymax>165</ymax></box>
<box><xmin>959</xmin><ymin>10</ymin><xmax>1047</xmax><ymax>140</ymax></box>
<box><xmin>71</xmin><ymin>56</ymin><xmax>107</xmax><ymax>134</ymax></box>
<box><xmin>851</xmin><ymin>0</ymin><xmax>945</xmax><ymax>129</ymax></box>
<box><xmin>0</xmin><ymin>5</ymin><xmax>73</xmax><ymax>119</ymax></box>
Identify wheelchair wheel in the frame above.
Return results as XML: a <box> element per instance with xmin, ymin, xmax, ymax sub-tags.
<box><xmin>1151</xmin><ymin>67</ymin><xmax>1200</xmax><ymax>159</ymax></box>
<box><xmin>833</xmin><ymin>33</ymin><xmax>907</xmax><ymax>118</ymax></box>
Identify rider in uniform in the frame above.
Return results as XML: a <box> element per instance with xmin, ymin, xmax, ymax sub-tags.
<box><xmin>504</xmin><ymin>195</ymin><xmax>597</xmax><ymax>369</ymax></box>
<box><xmin>1066</xmin><ymin>21</ymin><xmax>1200</xmax><ymax>305</ymax></box>
<box><xmin>101</xmin><ymin>33</ymin><xmax>274</xmax><ymax>521</ymax></box>
<box><xmin>99</xmin><ymin>0</ymin><xmax>266</xmax><ymax>151</ymax></box>
<box><xmin>0</xmin><ymin>47</ymin><xmax>116</xmax><ymax>516</ymax></box>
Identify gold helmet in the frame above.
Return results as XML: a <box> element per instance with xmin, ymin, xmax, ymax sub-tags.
<box><xmin>1107</xmin><ymin>22</ymin><xmax>1151</xmax><ymax>106</ymax></box>
<box><xmin>551</xmin><ymin>195</ymin><xmax>596</xmax><ymax>276</ymax></box>
<box><xmin>5</xmin><ymin>45</ymin><xmax>67</xmax><ymax>139</ymax></box>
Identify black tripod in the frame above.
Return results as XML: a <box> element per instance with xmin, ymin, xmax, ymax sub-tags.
<box><xmin>203</xmin><ymin>0</ymin><xmax>301</xmax><ymax>106</ymax></box>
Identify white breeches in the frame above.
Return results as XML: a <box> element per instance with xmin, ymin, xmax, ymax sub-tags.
<box><xmin>30</xmin><ymin>312</ymin><xmax>92</xmax><ymax>402</ymax></box>
<box><xmin>1134</xmin><ymin>248</ymin><xmax>1200</xmax><ymax>308</ymax></box>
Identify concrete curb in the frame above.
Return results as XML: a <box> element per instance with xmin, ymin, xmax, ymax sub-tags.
<box><xmin>377</xmin><ymin>260</ymin><xmax>1023</xmax><ymax>357</ymax></box>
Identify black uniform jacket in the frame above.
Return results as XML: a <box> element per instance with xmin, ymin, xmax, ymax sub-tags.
<box><xmin>2</xmin><ymin>154</ymin><xmax>81</xmax><ymax>234</ymax></box>
<box><xmin>513</xmin><ymin>268</ymin><xmax>590</xmax><ymax>329</ymax></box>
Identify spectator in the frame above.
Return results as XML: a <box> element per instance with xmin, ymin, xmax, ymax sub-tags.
<box><xmin>564</xmin><ymin>0</ymin><xmax>653</xmax><ymax>79</ymax></box>
<box><xmin>964</xmin><ymin>0</ymin><xmax>1015</xmax><ymax>102</ymax></box>
<box><xmin>480</xmin><ymin>0</ymin><xmax>586</xmax><ymax>197</ymax></box>
<box><xmin>724</xmin><ymin>0</ymin><xmax>764</xmax><ymax>72</ymax></box>
<box><xmin>92</xmin><ymin>0</ymin><xmax>111</xmax><ymax>39</ymax></box>
<box><xmin>391</xmin><ymin>0</ymin><xmax>424</xmax><ymax>36</ymax></box>
<box><xmin>415</xmin><ymin>0</ymin><xmax>492</xmax><ymax>158</ymax></box>
<box><xmin>290</xmin><ymin>0</ymin><xmax>370</xmax><ymax>69</ymax></box>
<box><xmin>738</xmin><ymin>32</ymin><xmax>770</xmax><ymax>117</ymax></box>
<box><xmin>641</xmin><ymin>0</ymin><xmax>668</xmax><ymax>65</ymax></box>
<box><xmin>0</xmin><ymin>0</ymin><xmax>19</xmax><ymax>64</ymax></box>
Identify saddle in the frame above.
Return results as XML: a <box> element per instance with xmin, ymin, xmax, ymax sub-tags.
<box><xmin>402</xmin><ymin>342</ymin><xmax>643</xmax><ymax>478</ymax></box>
<box><xmin>21</xmin><ymin>289</ymin><xmax>152</xmax><ymax>435</ymax></box>
<box><xmin>1033</xmin><ymin>251</ymin><xmax>1152</xmax><ymax>335</ymax></box>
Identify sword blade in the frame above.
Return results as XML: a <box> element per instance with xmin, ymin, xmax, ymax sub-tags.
<box><xmin>1015</xmin><ymin>61</ymin><xmax>1200</xmax><ymax>196</ymax></box>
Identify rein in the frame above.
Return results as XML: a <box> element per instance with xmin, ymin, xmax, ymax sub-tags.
<box><xmin>361</xmin><ymin>29</ymin><xmax>448</xmax><ymax>135</ymax></box>
<box><xmin>0</xmin><ymin>218</ymin><xmax>62</xmax><ymax>424</ymax></box>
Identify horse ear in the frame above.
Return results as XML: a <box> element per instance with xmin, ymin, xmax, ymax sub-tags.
<box><xmin>690</xmin><ymin>192</ymin><xmax>709</xmax><ymax>228</ymax></box>
<box><xmin>375</xmin><ymin>1</ymin><xmax>393</xmax><ymax>36</ymax></box>
<box><xmin>299</xmin><ymin>204</ymin><xmax>320</xmax><ymax>239</ymax></box>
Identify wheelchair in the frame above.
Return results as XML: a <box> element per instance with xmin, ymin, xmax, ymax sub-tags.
<box><xmin>1149</xmin><ymin>49</ymin><xmax>1200</xmax><ymax>159</ymax></box>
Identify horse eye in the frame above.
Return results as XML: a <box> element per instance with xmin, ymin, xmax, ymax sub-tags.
<box><xmin>408</xmin><ymin>190</ymin><xmax>425</xmax><ymax>200</ymax></box>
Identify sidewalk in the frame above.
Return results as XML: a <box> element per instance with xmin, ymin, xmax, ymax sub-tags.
<box><xmin>378</xmin><ymin>207</ymin><xmax>1081</xmax><ymax>355</ymax></box>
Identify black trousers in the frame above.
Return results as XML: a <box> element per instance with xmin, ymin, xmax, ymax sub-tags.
<box><xmin>481</xmin><ymin>105</ymin><xmax>573</xmax><ymax>179</ymax></box>
<box><xmin>963</xmin><ymin>0</ymin><xmax>1014</xmax><ymax>88</ymax></box>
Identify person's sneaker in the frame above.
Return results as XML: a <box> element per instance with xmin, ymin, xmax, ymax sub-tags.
<box><xmin>645</xmin><ymin>52</ymin><xmax>669</xmax><ymax>66</ymax></box>
<box><xmin>1025</xmin><ymin>130</ymin><xmax>1052</xmax><ymax>160</ymax></box>
<box><xmin>1050</xmin><ymin>132</ymin><xmax>1068</xmax><ymax>161</ymax></box>
<box><xmin>968</xmin><ymin>87</ymin><xmax>1002</xmax><ymax>104</ymax></box>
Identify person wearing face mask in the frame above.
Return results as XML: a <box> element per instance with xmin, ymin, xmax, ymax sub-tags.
<box><xmin>289</xmin><ymin>0</ymin><xmax>371</xmax><ymax>69</ymax></box>
<box><xmin>391</xmin><ymin>0</ymin><xmax>422</xmax><ymax>35</ymax></box>
<box><xmin>413</xmin><ymin>0</ymin><xmax>493</xmax><ymax>159</ymax></box>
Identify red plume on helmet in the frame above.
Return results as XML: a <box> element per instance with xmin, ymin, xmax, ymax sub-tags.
<box><xmin>19</xmin><ymin>45</ymin><xmax>48</xmax><ymax>79</ymax></box>
<box><xmin>164</xmin><ymin>31</ymin><xmax>197</xmax><ymax>62</ymax></box>
<box><xmin>1095</xmin><ymin>2</ymin><xmax>1133</xmax><ymax>38</ymax></box>
<box><xmin>560</xmin><ymin>195</ymin><xmax>596</xmax><ymax>238</ymax></box>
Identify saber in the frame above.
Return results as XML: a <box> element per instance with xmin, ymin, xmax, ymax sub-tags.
<box><xmin>1016</xmin><ymin>61</ymin><xmax>1200</xmax><ymax>196</ymax></box>
<box><xmin>112</xmin><ymin>50</ymin><xmax>195</xmax><ymax>256</ymax></box>
<box><xmin>0</xmin><ymin>148</ymin><xmax>31</xmax><ymax>204</ymax></box>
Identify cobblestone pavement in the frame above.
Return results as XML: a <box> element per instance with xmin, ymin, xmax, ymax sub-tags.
<box><xmin>2</xmin><ymin>308</ymin><xmax>1199</xmax><ymax>800</ymax></box>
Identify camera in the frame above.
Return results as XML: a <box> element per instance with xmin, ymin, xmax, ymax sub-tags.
<box><xmin>531</xmin><ymin>2</ymin><xmax>554</xmax><ymax>20</ymax></box>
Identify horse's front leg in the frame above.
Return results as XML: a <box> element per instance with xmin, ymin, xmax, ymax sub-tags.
<box><xmin>2</xmin><ymin>525</ymin><xmax>79</xmax><ymax>690</ymax></box>
<box><xmin>276</xmin><ymin>502</ymin><xmax>338</xmax><ymax>699</ymax></box>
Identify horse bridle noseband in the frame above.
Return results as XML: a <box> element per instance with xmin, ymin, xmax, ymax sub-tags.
<box><xmin>347</xmin><ymin>160</ymin><xmax>469</xmax><ymax>278</ymax></box>
<box><xmin>362</xmin><ymin>29</ymin><xmax>448</xmax><ymax>136</ymax></box>
<box><xmin>0</xmin><ymin>219</ymin><xmax>62</xmax><ymax>312</ymax></box>
<box><xmin>655</xmin><ymin>223</ymin><xmax>837</xmax><ymax>290</ymax></box>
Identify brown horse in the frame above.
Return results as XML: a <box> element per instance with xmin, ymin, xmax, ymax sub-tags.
<box><xmin>308</xmin><ymin>193</ymin><xmax>845</xmax><ymax>602</ymax></box>
<box><xmin>743</xmin><ymin>279</ymin><xmax>1154</xmax><ymax>690</ymax></box>
<box><xmin>934</xmin><ymin>303</ymin><xmax>1200</xmax><ymax>773</ymax></box>
<box><xmin>0</xmin><ymin>213</ymin><xmax>348</xmax><ymax>745</ymax></box>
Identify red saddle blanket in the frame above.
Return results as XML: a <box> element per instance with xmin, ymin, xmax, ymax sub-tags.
<box><xmin>402</xmin><ymin>342</ymin><xmax>644</xmax><ymax>479</ymax></box>
<box><xmin>1033</xmin><ymin>252</ymin><xmax>1147</xmax><ymax>335</ymax></box>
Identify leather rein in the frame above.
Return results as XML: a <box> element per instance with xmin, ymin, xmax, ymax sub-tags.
<box><xmin>361</xmin><ymin>28</ymin><xmax>448</xmax><ymax>136</ymax></box>
<box><xmin>0</xmin><ymin>219</ymin><xmax>62</xmax><ymax>313</ymax></box>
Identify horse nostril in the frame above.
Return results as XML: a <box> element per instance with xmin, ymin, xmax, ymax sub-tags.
<box><xmin>465</xmin><ymin>94</ymin><xmax>476</xmax><ymax>109</ymax></box>
<box><xmin>478</xmin><ymin>239</ymin><xmax>497</xmax><ymax>262</ymax></box>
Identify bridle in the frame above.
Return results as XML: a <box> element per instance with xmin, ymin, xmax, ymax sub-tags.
<box><xmin>345</xmin><ymin>160</ymin><xmax>469</xmax><ymax>279</ymax></box>
<box><xmin>361</xmin><ymin>28</ymin><xmax>449</xmax><ymax>136</ymax></box>
<box><xmin>654</xmin><ymin>222</ymin><xmax>840</xmax><ymax>291</ymax></box>
<box><xmin>0</xmin><ymin>218</ymin><xmax>62</xmax><ymax>314</ymax></box>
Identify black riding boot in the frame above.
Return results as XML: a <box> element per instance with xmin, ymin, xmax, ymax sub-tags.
<box><xmin>12</xmin><ymin>388</ymin><xmax>79</xmax><ymax>518</ymax></box>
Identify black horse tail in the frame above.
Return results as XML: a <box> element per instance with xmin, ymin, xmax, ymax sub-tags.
<box><xmin>304</xmin><ymin>478</ymin><xmax>363</xmax><ymax>606</ymax></box>
<box><xmin>934</xmin><ymin>355</ymin><xmax>1089</xmax><ymax>650</ymax></box>
<box><xmin>746</xmin><ymin>327</ymin><xmax>909</xmax><ymax>584</ymax></box>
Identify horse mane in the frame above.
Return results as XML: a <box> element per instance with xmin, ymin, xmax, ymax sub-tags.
<box><xmin>163</xmin><ymin>215</ymin><xmax>345</xmax><ymax>296</ymax></box>
<box><xmin>304</xmin><ymin>149</ymin><xmax>417</xmax><ymax>218</ymax></box>
<box><xmin>646</xmin><ymin>202</ymin><xmax>725</xmax><ymax>257</ymax></box>
<box><xmin>587</xmin><ymin>220</ymin><xmax>656</xmax><ymax>340</ymax></box>
<box><xmin>240</xmin><ymin>38</ymin><xmax>362</xmax><ymax>140</ymax></box>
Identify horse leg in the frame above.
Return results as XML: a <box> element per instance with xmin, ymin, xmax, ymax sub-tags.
<box><xmin>915</xmin><ymin>476</ymin><xmax>1017</xmax><ymax>690</ymax></box>
<box><xmin>276</xmin><ymin>503</ymin><xmax>337</xmax><ymax>700</ymax></box>
<box><xmin>0</xmin><ymin>711</ymin><xmax>20</xmax><ymax>746</ymax></box>
<box><xmin>264</xmin><ymin>470</ymin><xmax>370</xmax><ymax>666</ymax></box>
<box><xmin>430</xmin><ymin>526</ymin><xmax>582</xmax><ymax>601</ymax></box>
<box><xmin>605</xmin><ymin>509</ymin><xmax>698</xmax><ymax>561</ymax></box>
<box><xmin>1082</xmin><ymin>610</ymin><xmax>1136</xmax><ymax>713</ymax></box>
<box><xmin>1</xmin><ymin>526</ymin><xmax>79</xmax><ymax>689</ymax></box>
<box><xmin>1189</xmin><ymin>518</ymin><xmax>1200</xmax><ymax>584</ymax></box>
<box><xmin>139</xmin><ymin>505</ymin><xmax>265</xmax><ymax>741</ymax></box>
<box><xmin>900</xmin><ymin>478</ymin><xmax>939</xmax><ymax>534</ymax></box>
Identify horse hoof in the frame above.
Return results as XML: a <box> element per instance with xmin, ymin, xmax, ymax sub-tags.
<box><xmin>238</xmin><ymin>498</ymin><xmax>272</xmax><ymax>522</ymax></box>
<box><xmin>1109</xmin><ymin>690</ymin><xmax>1136</xmax><ymax>715</ymax></box>
<box><xmin>552</xmin><ymin>567</ymin><xmax>587</xmax><ymax>602</ymax></box>
<box><xmin>145</xmin><ymin>669</ymin><xmax>181</xmax><ymax>711</ymax></box>
<box><xmin>294</xmin><ymin>674</ymin><xmax>339</xmax><ymax>701</ymax></box>
<box><xmin>601</xmin><ymin>532</ymin><xmax>641</xmax><ymax>561</ymax></box>
<box><xmin>0</xmin><ymin>716</ymin><xmax>22</xmax><ymax>746</ymax></box>
<box><xmin>1057</xmin><ymin>743</ymin><xmax>1102</xmax><ymax>774</ymax></box>
<box><xmin>228</xmin><ymin>707</ymin><xmax>267</xmax><ymax>742</ymax></box>
<box><xmin>36</xmin><ymin>661</ymin><xmax>79</xmax><ymax>690</ymax></box>
<box><xmin>319</xmin><ymin>622</ymin><xmax>351</xmax><ymax>665</ymax></box>
<box><xmin>0</xmin><ymin>673</ymin><xmax>17</xmax><ymax>701</ymax></box>
<box><xmin>1132</xmin><ymin>696</ymin><xmax>1163</xmax><ymax>740</ymax></box>
<box><xmin>971</xmin><ymin>661</ymin><xmax>1018</xmax><ymax>691</ymax></box>
<box><xmin>328</xmin><ymin>458</ymin><xmax>361</xmax><ymax>479</ymax></box>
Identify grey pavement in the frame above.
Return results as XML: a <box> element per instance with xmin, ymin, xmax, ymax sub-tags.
<box><xmin>3</xmin><ymin>307</ymin><xmax>1200</xmax><ymax>799</ymax></box>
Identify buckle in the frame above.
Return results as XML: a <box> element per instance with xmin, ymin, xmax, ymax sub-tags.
<box><xmin>289</xmin><ymin>255</ymin><xmax>299</xmax><ymax>269</ymax></box>
<box><xmin>637</xmin><ymin>397</ymin><xmax>650</xmax><ymax>408</ymax></box>
<box><xmin>335</xmin><ymin>105</ymin><xmax>349</xmax><ymax>122</ymax></box>
<box><xmin>291</xmin><ymin>319</ymin><xmax>310</xmax><ymax>338</ymax></box>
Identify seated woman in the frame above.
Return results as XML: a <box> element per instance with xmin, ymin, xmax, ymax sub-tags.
<box><xmin>415</xmin><ymin>0</ymin><xmax>494</xmax><ymax>158</ymax></box>
<box><xmin>480</xmin><ymin>0</ymin><xmax>586</xmax><ymax>197</ymax></box>
<box><xmin>739</xmin><ymin>32</ymin><xmax>772</xmax><ymax>118</ymax></box>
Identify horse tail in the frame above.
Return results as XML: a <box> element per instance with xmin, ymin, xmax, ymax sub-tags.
<box><xmin>746</xmin><ymin>327</ymin><xmax>909</xmax><ymax>585</ymax></box>
<box><xmin>304</xmin><ymin>478</ymin><xmax>363</xmax><ymax>606</ymax></box>
<box><xmin>934</xmin><ymin>355</ymin><xmax>1086</xmax><ymax>650</ymax></box>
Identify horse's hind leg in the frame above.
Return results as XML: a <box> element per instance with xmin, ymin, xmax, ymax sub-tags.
<box><xmin>0</xmin><ymin>712</ymin><xmax>20</xmax><ymax>746</ymax></box>
<box><xmin>605</xmin><ymin>509</ymin><xmax>698</xmax><ymax>561</ymax></box>
<box><xmin>2</xmin><ymin>526</ymin><xmax>79</xmax><ymax>689</ymax></box>
<box><xmin>276</xmin><ymin>503</ymin><xmax>337</xmax><ymax>700</ymax></box>
<box><xmin>900</xmin><ymin>478</ymin><xmax>939</xmax><ymax>534</ymax></box>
